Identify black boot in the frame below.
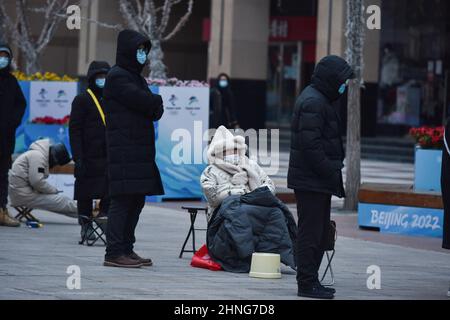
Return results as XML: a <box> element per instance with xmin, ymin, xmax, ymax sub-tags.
<box><xmin>298</xmin><ymin>283</ymin><xmax>335</xmax><ymax>299</ymax></box>
<box><xmin>316</xmin><ymin>281</ymin><xmax>336</xmax><ymax>294</ymax></box>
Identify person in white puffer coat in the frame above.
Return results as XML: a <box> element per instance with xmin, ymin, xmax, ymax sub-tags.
<box><xmin>200</xmin><ymin>126</ymin><xmax>275</xmax><ymax>221</ymax></box>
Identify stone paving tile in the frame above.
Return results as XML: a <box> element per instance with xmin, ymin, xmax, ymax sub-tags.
<box><xmin>0</xmin><ymin>205</ymin><xmax>449</xmax><ymax>300</ymax></box>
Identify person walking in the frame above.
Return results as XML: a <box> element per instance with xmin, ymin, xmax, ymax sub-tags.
<box><xmin>69</xmin><ymin>61</ymin><xmax>111</xmax><ymax>240</ymax></box>
<box><xmin>0</xmin><ymin>43</ymin><xmax>26</xmax><ymax>227</ymax></box>
<box><xmin>102</xmin><ymin>30</ymin><xmax>164</xmax><ymax>268</ymax></box>
<box><xmin>288</xmin><ymin>55</ymin><xmax>354</xmax><ymax>299</ymax></box>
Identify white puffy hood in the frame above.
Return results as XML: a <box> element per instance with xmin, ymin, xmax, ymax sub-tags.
<box><xmin>207</xmin><ymin>126</ymin><xmax>246</xmax><ymax>165</ymax></box>
<box><xmin>29</xmin><ymin>139</ymin><xmax>50</xmax><ymax>162</ymax></box>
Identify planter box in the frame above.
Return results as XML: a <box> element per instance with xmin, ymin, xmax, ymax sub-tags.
<box><xmin>414</xmin><ymin>147</ymin><xmax>442</xmax><ymax>192</ymax></box>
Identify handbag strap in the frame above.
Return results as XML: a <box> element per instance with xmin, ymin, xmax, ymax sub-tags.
<box><xmin>87</xmin><ymin>88</ymin><xmax>106</xmax><ymax>126</ymax></box>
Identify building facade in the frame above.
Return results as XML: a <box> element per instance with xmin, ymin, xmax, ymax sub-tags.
<box><xmin>5</xmin><ymin>0</ymin><xmax>449</xmax><ymax>137</ymax></box>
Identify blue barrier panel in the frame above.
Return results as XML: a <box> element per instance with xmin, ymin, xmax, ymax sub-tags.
<box><xmin>414</xmin><ymin>147</ymin><xmax>442</xmax><ymax>192</ymax></box>
<box><xmin>358</xmin><ymin>202</ymin><xmax>443</xmax><ymax>238</ymax></box>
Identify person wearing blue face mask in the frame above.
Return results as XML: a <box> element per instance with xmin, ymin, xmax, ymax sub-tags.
<box><xmin>210</xmin><ymin>73</ymin><xmax>239</xmax><ymax>129</ymax></box>
<box><xmin>69</xmin><ymin>61</ymin><xmax>111</xmax><ymax>241</ymax></box>
<box><xmin>288</xmin><ymin>55</ymin><xmax>354</xmax><ymax>299</ymax></box>
<box><xmin>102</xmin><ymin>29</ymin><xmax>164</xmax><ymax>268</ymax></box>
<box><xmin>0</xmin><ymin>43</ymin><xmax>26</xmax><ymax>227</ymax></box>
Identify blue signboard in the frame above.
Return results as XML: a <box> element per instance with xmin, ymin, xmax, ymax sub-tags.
<box><xmin>358</xmin><ymin>202</ymin><xmax>443</xmax><ymax>238</ymax></box>
<box><xmin>16</xmin><ymin>81</ymin><xmax>209</xmax><ymax>202</ymax></box>
<box><xmin>414</xmin><ymin>147</ymin><xmax>442</xmax><ymax>192</ymax></box>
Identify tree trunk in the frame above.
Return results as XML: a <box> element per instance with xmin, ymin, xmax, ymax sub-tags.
<box><xmin>343</xmin><ymin>0</ymin><xmax>365</xmax><ymax>211</ymax></box>
<box><xmin>148</xmin><ymin>39</ymin><xmax>167</xmax><ymax>79</ymax></box>
<box><xmin>343</xmin><ymin>80</ymin><xmax>361</xmax><ymax>210</ymax></box>
<box><xmin>23</xmin><ymin>51</ymin><xmax>41</xmax><ymax>74</ymax></box>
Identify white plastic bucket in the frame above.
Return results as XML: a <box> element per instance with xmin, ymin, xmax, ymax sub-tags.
<box><xmin>249</xmin><ymin>253</ymin><xmax>281</xmax><ymax>279</ymax></box>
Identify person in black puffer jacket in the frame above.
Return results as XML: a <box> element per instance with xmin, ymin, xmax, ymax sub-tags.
<box><xmin>0</xmin><ymin>43</ymin><xmax>26</xmax><ymax>227</ymax></box>
<box><xmin>288</xmin><ymin>55</ymin><xmax>353</xmax><ymax>299</ymax></box>
<box><xmin>103</xmin><ymin>30</ymin><xmax>164</xmax><ymax>268</ymax></box>
<box><xmin>69</xmin><ymin>60</ymin><xmax>111</xmax><ymax>240</ymax></box>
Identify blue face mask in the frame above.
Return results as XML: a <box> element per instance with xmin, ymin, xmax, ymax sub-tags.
<box><xmin>338</xmin><ymin>79</ymin><xmax>350</xmax><ymax>95</ymax></box>
<box><xmin>0</xmin><ymin>57</ymin><xmax>9</xmax><ymax>69</ymax></box>
<box><xmin>95</xmin><ymin>78</ymin><xmax>106</xmax><ymax>88</ymax></box>
<box><xmin>137</xmin><ymin>49</ymin><xmax>148</xmax><ymax>65</ymax></box>
<box><xmin>219</xmin><ymin>79</ymin><xmax>228</xmax><ymax>88</ymax></box>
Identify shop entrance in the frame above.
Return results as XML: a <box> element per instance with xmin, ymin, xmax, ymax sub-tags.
<box><xmin>267</xmin><ymin>42</ymin><xmax>303</xmax><ymax>128</ymax></box>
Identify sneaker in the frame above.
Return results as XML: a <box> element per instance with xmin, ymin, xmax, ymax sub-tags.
<box><xmin>298</xmin><ymin>284</ymin><xmax>335</xmax><ymax>299</ymax></box>
<box><xmin>104</xmin><ymin>255</ymin><xmax>143</xmax><ymax>268</ymax></box>
<box><xmin>129</xmin><ymin>251</ymin><xmax>153</xmax><ymax>266</ymax></box>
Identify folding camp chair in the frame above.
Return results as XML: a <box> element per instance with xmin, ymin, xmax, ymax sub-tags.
<box><xmin>13</xmin><ymin>206</ymin><xmax>39</xmax><ymax>223</ymax></box>
<box><xmin>179</xmin><ymin>205</ymin><xmax>208</xmax><ymax>258</ymax></box>
<box><xmin>320</xmin><ymin>220</ymin><xmax>337</xmax><ymax>286</ymax></box>
<box><xmin>78</xmin><ymin>215</ymin><xmax>107</xmax><ymax>246</ymax></box>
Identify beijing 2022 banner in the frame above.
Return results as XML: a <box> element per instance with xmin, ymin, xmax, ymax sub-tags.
<box><xmin>152</xmin><ymin>86</ymin><xmax>209</xmax><ymax>200</ymax></box>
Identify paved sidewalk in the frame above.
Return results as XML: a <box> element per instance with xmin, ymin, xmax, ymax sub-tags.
<box><xmin>0</xmin><ymin>204</ymin><xmax>449</xmax><ymax>300</ymax></box>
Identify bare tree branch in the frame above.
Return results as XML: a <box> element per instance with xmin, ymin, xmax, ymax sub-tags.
<box><xmin>162</xmin><ymin>0</ymin><xmax>193</xmax><ymax>41</ymax></box>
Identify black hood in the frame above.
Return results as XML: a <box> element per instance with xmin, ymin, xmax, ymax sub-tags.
<box><xmin>0</xmin><ymin>43</ymin><xmax>13</xmax><ymax>74</ymax></box>
<box><xmin>116</xmin><ymin>29</ymin><xmax>151</xmax><ymax>74</ymax></box>
<box><xmin>49</xmin><ymin>143</ymin><xmax>71</xmax><ymax>168</ymax></box>
<box><xmin>311</xmin><ymin>55</ymin><xmax>354</xmax><ymax>101</ymax></box>
<box><xmin>87</xmin><ymin>60</ymin><xmax>111</xmax><ymax>81</ymax></box>
<box><xmin>87</xmin><ymin>60</ymin><xmax>110</xmax><ymax>92</ymax></box>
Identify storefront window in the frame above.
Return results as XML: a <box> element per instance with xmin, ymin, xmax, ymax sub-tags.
<box><xmin>377</xmin><ymin>0</ymin><xmax>450</xmax><ymax>130</ymax></box>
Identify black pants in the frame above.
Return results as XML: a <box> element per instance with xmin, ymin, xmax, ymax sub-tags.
<box><xmin>0</xmin><ymin>156</ymin><xmax>12</xmax><ymax>209</ymax></box>
<box><xmin>295</xmin><ymin>190</ymin><xmax>331</xmax><ymax>288</ymax></box>
<box><xmin>77</xmin><ymin>197</ymin><xmax>110</xmax><ymax>225</ymax></box>
<box><xmin>105</xmin><ymin>194</ymin><xmax>145</xmax><ymax>259</ymax></box>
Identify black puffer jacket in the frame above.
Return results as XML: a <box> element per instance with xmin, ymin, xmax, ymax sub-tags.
<box><xmin>0</xmin><ymin>43</ymin><xmax>26</xmax><ymax>159</ymax></box>
<box><xmin>207</xmin><ymin>187</ymin><xmax>297</xmax><ymax>273</ymax></box>
<box><xmin>104</xmin><ymin>30</ymin><xmax>164</xmax><ymax>197</ymax></box>
<box><xmin>288</xmin><ymin>55</ymin><xmax>353</xmax><ymax>197</ymax></box>
<box><xmin>69</xmin><ymin>61</ymin><xmax>111</xmax><ymax>200</ymax></box>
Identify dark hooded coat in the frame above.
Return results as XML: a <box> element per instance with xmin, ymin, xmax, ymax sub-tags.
<box><xmin>103</xmin><ymin>30</ymin><xmax>164</xmax><ymax>197</ymax></box>
<box><xmin>0</xmin><ymin>43</ymin><xmax>26</xmax><ymax>159</ymax></box>
<box><xmin>288</xmin><ymin>55</ymin><xmax>353</xmax><ymax>197</ymax></box>
<box><xmin>69</xmin><ymin>61</ymin><xmax>111</xmax><ymax>200</ymax></box>
<box><xmin>207</xmin><ymin>187</ymin><xmax>297</xmax><ymax>273</ymax></box>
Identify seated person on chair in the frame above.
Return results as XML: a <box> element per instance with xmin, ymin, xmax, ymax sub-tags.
<box><xmin>200</xmin><ymin>126</ymin><xmax>297</xmax><ymax>273</ymax></box>
<box><xmin>8</xmin><ymin>139</ymin><xmax>77</xmax><ymax>218</ymax></box>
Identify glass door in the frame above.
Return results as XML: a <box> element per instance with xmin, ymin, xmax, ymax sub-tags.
<box><xmin>267</xmin><ymin>42</ymin><xmax>302</xmax><ymax>128</ymax></box>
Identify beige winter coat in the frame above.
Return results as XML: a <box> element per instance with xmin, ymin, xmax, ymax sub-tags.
<box><xmin>200</xmin><ymin>126</ymin><xmax>275</xmax><ymax>220</ymax></box>
<box><xmin>8</xmin><ymin>139</ymin><xmax>77</xmax><ymax>216</ymax></box>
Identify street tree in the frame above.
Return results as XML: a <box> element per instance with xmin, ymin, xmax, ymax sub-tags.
<box><xmin>118</xmin><ymin>0</ymin><xmax>194</xmax><ymax>79</ymax></box>
<box><xmin>0</xmin><ymin>0</ymin><xmax>69</xmax><ymax>74</ymax></box>
<box><xmin>343</xmin><ymin>0</ymin><xmax>365</xmax><ymax>211</ymax></box>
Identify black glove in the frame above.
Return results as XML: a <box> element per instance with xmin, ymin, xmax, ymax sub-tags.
<box><xmin>152</xmin><ymin>95</ymin><xmax>164</xmax><ymax>120</ymax></box>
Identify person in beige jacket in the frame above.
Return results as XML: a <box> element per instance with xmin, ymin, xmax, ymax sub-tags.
<box><xmin>200</xmin><ymin>126</ymin><xmax>275</xmax><ymax>221</ymax></box>
<box><xmin>8</xmin><ymin>139</ymin><xmax>77</xmax><ymax>218</ymax></box>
